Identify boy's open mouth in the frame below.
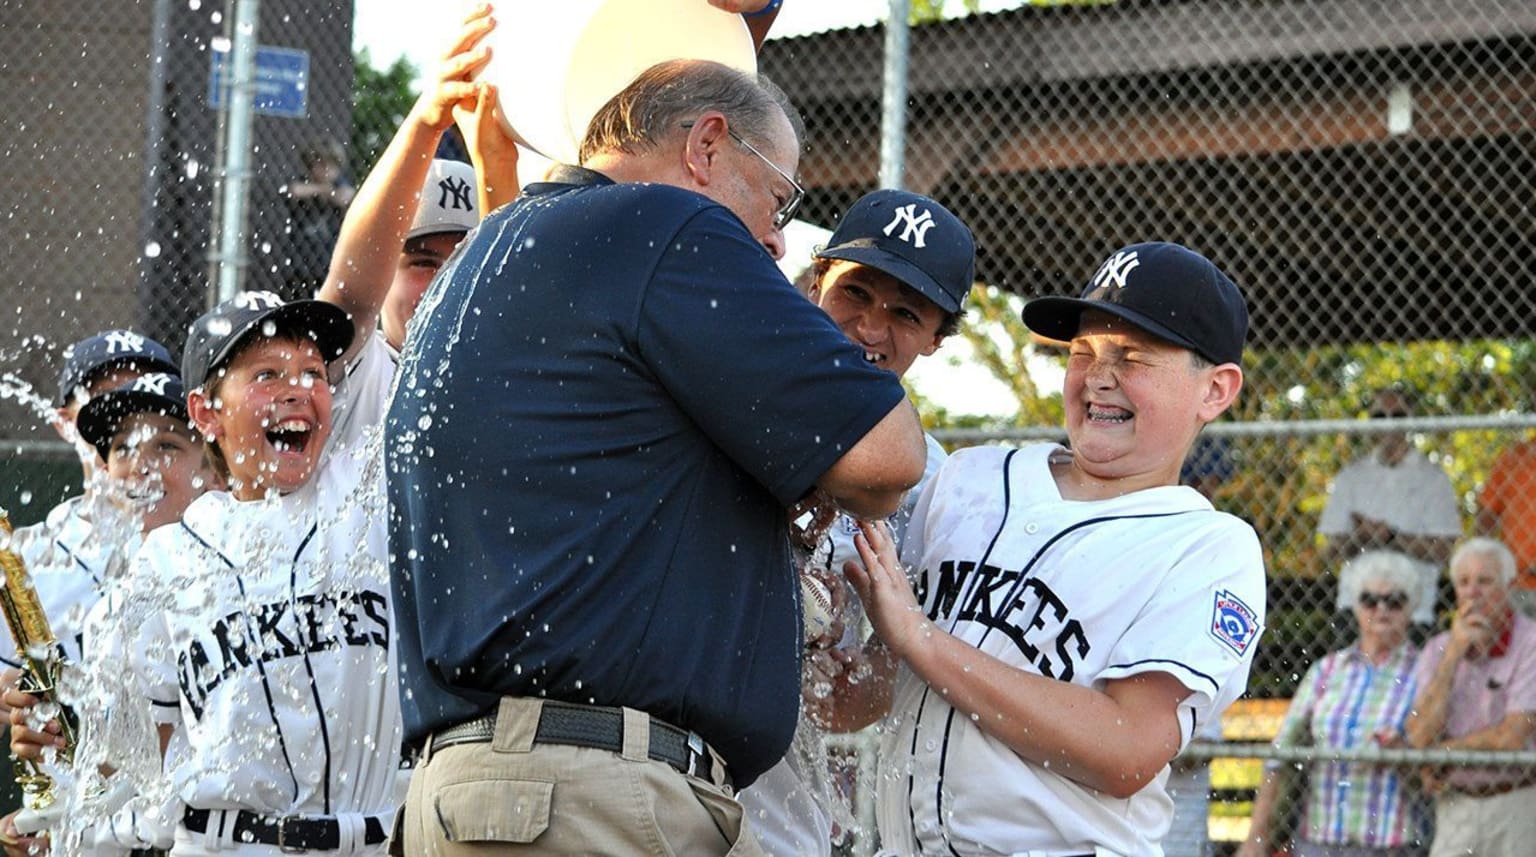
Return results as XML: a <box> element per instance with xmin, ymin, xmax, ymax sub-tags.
<box><xmin>267</xmin><ymin>418</ymin><xmax>314</xmax><ymax>455</ymax></box>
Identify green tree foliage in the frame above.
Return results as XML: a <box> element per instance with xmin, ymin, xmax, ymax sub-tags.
<box><xmin>910</xmin><ymin>0</ymin><xmax>980</xmax><ymax>23</ymax></box>
<box><xmin>350</xmin><ymin>50</ymin><xmax>418</xmax><ymax>181</ymax></box>
<box><xmin>911</xmin><ymin>0</ymin><xmax>1112</xmax><ymax>24</ymax></box>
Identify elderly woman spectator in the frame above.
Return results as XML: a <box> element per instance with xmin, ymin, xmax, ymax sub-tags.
<box><xmin>1405</xmin><ymin>537</ymin><xmax>1536</xmax><ymax>857</ymax></box>
<box><xmin>1241</xmin><ymin>550</ymin><xmax>1427</xmax><ymax>857</ymax></box>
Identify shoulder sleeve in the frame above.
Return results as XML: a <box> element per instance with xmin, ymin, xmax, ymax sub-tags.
<box><xmin>1503</xmin><ymin>621</ymin><xmax>1536</xmax><ymax>714</ymax></box>
<box><xmin>1409</xmin><ymin>462</ymin><xmax>1462</xmax><ymax>536</ymax></box>
<box><xmin>635</xmin><ymin>206</ymin><xmax>908</xmax><ymax>506</ymax></box>
<box><xmin>891</xmin><ymin>434</ymin><xmax>949</xmax><ymax>551</ymax></box>
<box><xmin>327</xmin><ymin>332</ymin><xmax>395</xmax><ymax>455</ymax></box>
<box><xmin>122</xmin><ymin>544</ymin><xmax>183</xmax><ymax>722</ymax></box>
<box><xmin>1096</xmin><ymin>514</ymin><xmax>1267</xmax><ymax>720</ymax></box>
<box><xmin>1316</xmin><ymin>466</ymin><xmax>1356</xmax><ymax>536</ymax></box>
<box><xmin>1412</xmin><ymin>634</ymin><xmax>1448</xmax><ymax>688</ymax></box>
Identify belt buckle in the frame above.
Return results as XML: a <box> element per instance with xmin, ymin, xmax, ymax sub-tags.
<box><xmin>277</xmin><ymin>816</ymin><xmax>306</xmax><ymax>853</ymax></box>
<box><xmin>685</xmin><ymin>731</ymin><xmax>707</xmax><ymax>780</ymax></box>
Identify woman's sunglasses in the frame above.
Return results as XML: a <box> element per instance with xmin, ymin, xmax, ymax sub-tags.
<box><xmin>1359</xmin><ymin>591</ymin><xmax>1409</xmax><ymax>610</ymax></box>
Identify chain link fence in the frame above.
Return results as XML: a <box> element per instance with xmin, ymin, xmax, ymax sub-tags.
<box><xmin>4</xmin><ymin>0</ymin><xmax>1536</xmax><ymax>853</ymax></box>
<box><xmin>759</xmin><ymin>1</ymin><xmax>1536</xmax><ymax>852</ymax></box>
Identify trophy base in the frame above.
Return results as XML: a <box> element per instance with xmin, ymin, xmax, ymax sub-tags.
<box><xmin>14</xmin><ymin>803</ymin><xmax>62</xmax><ymax>836</ymax></box>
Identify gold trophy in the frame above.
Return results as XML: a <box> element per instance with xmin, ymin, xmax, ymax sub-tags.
<box><xmin>0</xmin><ymin>510</ymin><xmax>75</xmax><ymax>836</ymax></box>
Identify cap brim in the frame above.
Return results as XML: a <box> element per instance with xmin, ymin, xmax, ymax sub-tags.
<box><xmin>203</xmin><ymin>300</ymin><xmax>356</xmax><ymax>385</ymax></box>
<box><xmin>76</xmin><ymin>389</ymin><xmax>189</xmax><ymax>459</ymax></box>
<box><xmin>405</xmin><ymin>223</ymin><xmax>472</xmax><ymax>241</ymax></box>
<box><xmin>816</xmin><ymin>243</ymin><xmax>962</xmax><ymax>313</ymax></box>
<box><xmin>1022</xmin><ymin>296</ymin><xmax>1208</xmax><ymax>358</ymax></box>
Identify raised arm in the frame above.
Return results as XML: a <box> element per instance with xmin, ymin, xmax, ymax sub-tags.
<box><xmin>319</xmin><ymin>5</ymin><xmax>495</xmax><ymax>362</ymax></box>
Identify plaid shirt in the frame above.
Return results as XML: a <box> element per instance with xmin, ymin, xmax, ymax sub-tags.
<box><xmin>1272</xmin><ymin>642</ymin><xmax>1425</xmax><ymax>847</ymax></box>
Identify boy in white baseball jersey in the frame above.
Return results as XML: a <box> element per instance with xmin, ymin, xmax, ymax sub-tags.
<box><xmin>740</xmin><ymin>188</ymin><xmax>977</xmax><ymax>856</ymax></box>
<box><xmin>849</xmin><ymin>242</ymin><xmax>1266</xmax><ymax>856</ymax></box>
<box><xmin>118</xmin><ymin>289</ymin><xmax>399</xmax><ymax>856</ymax></box>
<box><xmin>0</xmin><ymin>331</ymin><xmax>177</xmax><ymax>849</ymax></box>
<box><xmin>7</xmin><ymin>371</ymin><xmax>217</xmax><ymax>854</ymax></box>
<box><xmin>109</xmin><ymin>13</ymin><xmax>511</xmax><ymax>851</ymax></box>
<box><xmin>2</xmin><ymin>331</ymin><xmax>179</xmax><ymax>671</ymax></box>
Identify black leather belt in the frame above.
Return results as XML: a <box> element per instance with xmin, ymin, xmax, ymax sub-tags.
<box><xmin>431</xmin><ymin>699</ymin><xmax>731</xmax><ymax>789</ymax></box>
<box><xmin>182</xmin><ymin>807</ymin><xmax>388</xmax><ymax>851</ymax></box>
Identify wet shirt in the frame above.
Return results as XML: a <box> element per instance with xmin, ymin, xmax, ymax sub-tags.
<box><xmin>386</xmin><ymin>166</ymin><xmax>907</xmax><ymax>787</ymax></box>
<box><xmin>5</xmin><ymin>493</ymin><xmax>130</xmax><ymax>667</ymax></box>
<box><xmin>126</xmin><ymin>337</ymin><xmax>400</xmax><ymax>819</ymax></box>
<box><xmin>878</xmin><ymin>443</ymin><xmax>1267</xmax><ymax>856</ymax></box>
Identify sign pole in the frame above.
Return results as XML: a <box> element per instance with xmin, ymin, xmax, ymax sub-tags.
<box><xmin>213</xmin><ymin>0</ymin><xmax>261</xmax><ymax>303</ymax></box>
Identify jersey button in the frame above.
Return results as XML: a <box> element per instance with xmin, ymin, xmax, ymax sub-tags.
<box><xmin>1025</xmin><ymin>523</ymin><xmax>1039</xmax><ymax>534</ymax></box>
<box><xmin>924</xmin><ymin>739</ymin><xmax>937</xmax><ymax>752</ymax></box>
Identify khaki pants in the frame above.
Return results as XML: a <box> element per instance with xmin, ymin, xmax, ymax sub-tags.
<box><xmin>1429</xmin><ymin>785</ymin><xmax>1536</xmax><ymax>857</ymax></box>
<box><xmin>396</xmin><ymin>698</ymin><xmax>765</xmax><ymax>856</ymax></box>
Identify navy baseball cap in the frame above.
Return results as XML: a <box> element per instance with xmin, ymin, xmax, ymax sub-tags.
<box><xmin>76</xmin><ymin>372</ymin><xmax>189</xmax><ymax>460</ymax></box>
<box><xmin>815</xmin><ymin>189</ymin><xmax>976</xmax><ymax>313</ymax></box>
<box><xmin>56</xmin><ymin>330</ymin><xmax>177</xmax><ymax>406</ymax></box>
<box><xmin>1023</xmin><ymin>242</ymin><xmax>1249</xmax><ymax>366</ymax></box>
<box><xmin>181</xmin><ymin>291</ymin><xmax>354</xmax><ymax>390</ymax></box>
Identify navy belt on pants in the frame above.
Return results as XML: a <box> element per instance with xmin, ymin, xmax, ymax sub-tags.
<box><xmin>430</xmin><ymin>699</ymin><xmax>732</xmax><ymax>790</ymax></box>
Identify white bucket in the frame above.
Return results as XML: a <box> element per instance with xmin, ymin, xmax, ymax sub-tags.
<box><xmin>479</xmin><ymin>0</ymin><xmax>758</xmax><ymax>165</ymax></box>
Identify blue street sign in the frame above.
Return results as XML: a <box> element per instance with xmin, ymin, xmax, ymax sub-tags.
<box><xmin>208</xmin><ymin>44</ymin><xmax>310</xmax><ymax>119</ymax></box>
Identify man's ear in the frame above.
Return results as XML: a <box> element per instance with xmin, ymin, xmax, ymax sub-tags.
<box><xmin>920</xmin><ymin>335</ymin><xmax>945</xmax><ymax>359</ymax></box>
<box><xmin>682</xmin><ymin>111</ymin><xmax>731</xmax><ymax>189</ymax></box>
<box><xmin>1198</xmin><ymin>364</ymin><xmax>1244</xmax><ymax>422</ymax></box>
<box><xmin>187</xmin><ymin>389</ymin><xmax>221</xmax><ymax>442</ymax></box>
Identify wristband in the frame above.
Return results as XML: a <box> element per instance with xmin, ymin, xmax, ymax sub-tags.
<box><xmin>744</xmin><ymin>0</ymin><xmax>783</xmax><ymax>18</ymax></box>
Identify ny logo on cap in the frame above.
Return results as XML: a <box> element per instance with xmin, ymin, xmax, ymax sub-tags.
<box><xmin>1091</xmin><ymin>250</ymin><xmax>1141</xmax><ymax>290</ymax></box>
<box><xmin>438</xmin><ymin>176</ymin><xmax>473</xmax><ymax>211</ymax></box>
<box><xmin>883</xmin><ymin>204</ymin><xmax>936</xmax><ymax>249</ymax></box>
<box><xmin>135</xmin><ymin>373</ymin><xmax>172</xmax><ymax>396</ymax></box>
<box><xmin>103</xmin><ymin>330</ymin><xmax>147</xmax><ymax>354</ymax></box>
<box><xmin>235</xmin><ymin>291</ymin><xmax>285</xmax><ymax>312</ymax></box>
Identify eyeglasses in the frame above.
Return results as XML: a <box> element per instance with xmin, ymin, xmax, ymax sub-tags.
<box><xmin>1369</xmin><ymin>410</ymin><xmax>1409</xmax><ymax>420</ymax></box>
<box><xmin>1358</xmin><ymin>591</ymin><xmax>1409</xmax><ymax>610</ymax></box>
<box><xmin>681</xmin><ymin>120</ymin><xmax>804</xmax><ymax>229</ymax></box>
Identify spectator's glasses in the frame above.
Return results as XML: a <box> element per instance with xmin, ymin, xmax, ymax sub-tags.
<box><xmin>1369</xmin><ymin>409</ymin><xmax>1409</xmax><ymax>419</ymax></box>
<box><xmin>682</xmin><ymin>120</ymin><xmax>804</xmax><ymax>229</ymax></box>
<box><xmin>1358</xmin><ymin>591</ymin><xmax>1409</xmax><ymax>610</ymax></box>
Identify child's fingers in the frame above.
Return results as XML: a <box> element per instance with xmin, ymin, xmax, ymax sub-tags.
<box><xmin>438</xmin><ymin>46</ymin><xmax>493</xmax><ymax>87</ymax></box>
<box><xmin>444</xmin><ymin>9</ymin><xmax>496</xmax><ymax>62</ymax></box>
<box><xmin>462</xmin><ymin>2</ymin><xmax>493</xmax><ymax>26</ymax></box>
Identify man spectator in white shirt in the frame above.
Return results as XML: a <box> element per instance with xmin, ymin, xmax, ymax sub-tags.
<box><xmin>1318</xmin><ymin>386</ymin><xmax>1462</xmax><ymax>626</ymax></box>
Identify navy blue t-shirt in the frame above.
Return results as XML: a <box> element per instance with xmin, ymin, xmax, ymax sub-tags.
<box><xmin>386</xmin><ymin>167</ymin><xmax>909</xmax><ymax>786</ymax></box>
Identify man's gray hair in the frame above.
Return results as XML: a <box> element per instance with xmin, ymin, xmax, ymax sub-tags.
<box><xmin>1340</xmin><ymin>550</ymin><xmax>1424</xmax><ymax>614</ymax></box>
<box><xmin>579</xmin><ymin>59</ymin><xmax>803</xmax><ymax>164</ymax></box>
<box><xmin>1450</xmin><ymin>536</ymin><xmax>1517</xmax><ymax>587</ymax></box>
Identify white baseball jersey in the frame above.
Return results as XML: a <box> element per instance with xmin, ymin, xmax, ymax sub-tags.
<box><xmin>743</xmin><ymin>433</ymin><xmax>947</xmax><ymax>857</ymax></box>
<box><xmin>877</xmin><ymin>443</ymin><xmax>1266</xmax><ymax>856</ymax></box>
<box><xmin>4</xmin><ymin>493</ymin><xmax>131</xmax><ymax>668</ymax></box>
<box><xmin>124</xmin><ymin>336</ymin><xmax>399</xmax><ymax>842</ymax></box>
